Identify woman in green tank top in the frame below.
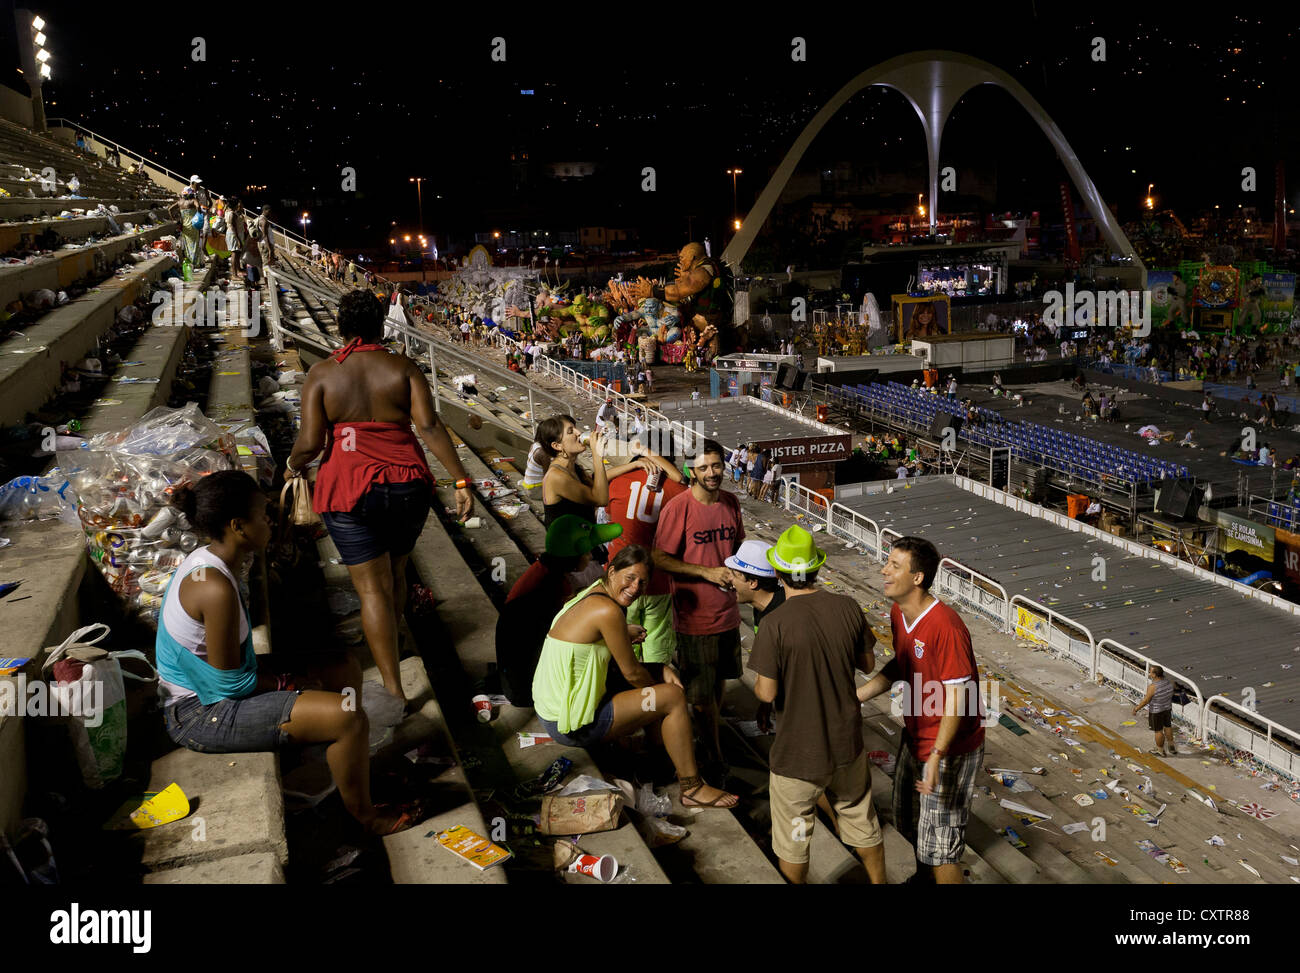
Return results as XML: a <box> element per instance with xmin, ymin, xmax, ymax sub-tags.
<box><xmin>531</xmin><ymin>545</ymin><xmax>738</xmax><ymax>808</ymax></box>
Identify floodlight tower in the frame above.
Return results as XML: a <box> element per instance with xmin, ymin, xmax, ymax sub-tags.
<box><xmin>15</xmin><ymin>10</ymin><xmax>51</xmax><ymax>133</ymax></box>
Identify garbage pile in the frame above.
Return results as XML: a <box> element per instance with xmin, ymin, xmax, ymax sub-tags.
<box><xmin>58</xmin><ymin>403</ymin><xmax>238</xmax><ymax>626</ymax></box>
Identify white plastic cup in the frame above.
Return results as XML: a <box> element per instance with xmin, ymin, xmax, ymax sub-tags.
<box><xmin>568</xmin><ymin>853</ymin><xmax>618</xmax><ymax>883</ymax></box>
<box><xmin>471</xmin><ymin>694</ymin><xmax>492</xmax><ymax>722</ymax></box>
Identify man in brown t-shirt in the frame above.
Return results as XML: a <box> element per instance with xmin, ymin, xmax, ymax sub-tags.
<box><xmin>748</xmin><ymin>525</ymin><xmax>886</xmax><ymax>884</ymax></box>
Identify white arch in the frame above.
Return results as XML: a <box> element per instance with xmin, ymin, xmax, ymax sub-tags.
<box><xmin>722</xmin><ymin>50</ymin><xmax>1143</xmax><ymax>283</ymax></box>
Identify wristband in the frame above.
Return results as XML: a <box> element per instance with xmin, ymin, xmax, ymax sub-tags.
<box><xmin>454</xmin><ymin>478</ymin><xmax>470</xmax><ymax>490</ymax></box>
<box><xmin>931</xmin><ymin>746</ymin><xmax>947</xmax><ymax>758</ymax></box>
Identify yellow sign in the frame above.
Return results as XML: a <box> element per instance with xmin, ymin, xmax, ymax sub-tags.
<box><xmin>1014</xmin><ymin>606</ymin><xmax>1049</xmax><ymax>645</ymax></box>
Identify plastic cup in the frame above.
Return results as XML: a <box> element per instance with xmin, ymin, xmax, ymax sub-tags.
<box><xmin>568</xmin><ymin>853</ymin><xmax>618</xmax><ymax>883</ymax></box>
<box><xmin>472</xmin><ymin>695</ymin><xmax>493</xmax><ymax>722</ymax></box>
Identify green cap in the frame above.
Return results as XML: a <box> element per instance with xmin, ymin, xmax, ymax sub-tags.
<box><xmin>767</xmin><ymin>524</ymin><xmax>827</xmax><ymax>574</ymax></box>
<box><xmin>545</xmin><ymin>515</ymin><xmax>623</xmax><ymax>559</ymax></box>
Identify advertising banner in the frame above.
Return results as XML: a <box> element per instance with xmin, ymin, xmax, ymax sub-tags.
<box><xmin>1147</xmin><ymin>270</ymin><xmax>1175</xmax><ymax>329</ymax></box>
<box><xmin>1261</xmin><ymin>272</ymin><xmax>1297</xmax><ymax>329</ymax></box>
<box><xmin>1217</xmin><ymin>510</ymin><xmax>1275</xmax><ymax>562</ymax></box>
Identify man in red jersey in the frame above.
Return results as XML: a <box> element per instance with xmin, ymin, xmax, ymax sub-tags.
<box><xmin>653</xmin><ymin>438</ymin><xmax>744</xmax><ymax>776</ymax></box>
<box><xmin>604</xmin><ymin>442</ymin><xmax>688</xmax><ymax>667</ymax></box>
<box><xmin>858</xmin><ymin>535</ymin><xmax>985</xmax><ymax>884</ymax></box>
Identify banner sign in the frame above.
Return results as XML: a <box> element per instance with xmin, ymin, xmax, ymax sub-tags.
<box><xmin>1261</xmin><ymin>272</ymin><xmax>1296</xmax><ymax>328</ymax></box>
<box><xmin>1217</xmin><ymin>510</ymin><xmax>1275</xmax><ymax>562</ymax></box>
<box><xmin>754</xmin><ymin>434</ymin><xmax>851</xmax><ymax>466</ymax></box>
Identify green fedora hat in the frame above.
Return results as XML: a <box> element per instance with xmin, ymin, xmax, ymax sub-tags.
<box><xmin>767</xmin><ymin>524</ymin><xmax>827</xmax><ymax>574</ymax></box>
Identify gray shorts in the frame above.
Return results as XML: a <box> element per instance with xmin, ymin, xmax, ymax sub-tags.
<box><xmin>164</xmin><ymin>691</ymin><xmax>301</xmax><ymax>753</ymax></box>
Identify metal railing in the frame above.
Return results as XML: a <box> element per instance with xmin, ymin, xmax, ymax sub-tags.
<box><xmin>1007</xmin><ymin>594</ymin><xmax>1097</xmax><ymax>672</ymax></box>
<box><xmin>778</xmin><ymin>477</ymin><xmax>832</xmax><ymax>528</ymax></box>
<box><xmin>1094</xmin><ymin>637</ymin><xmax>1204</xmax><ymax>718</ymax></box>
<box><xmin>936</xmin><ymin>556</ymin><xmax>1010</xmax><ymax>632</ymax></box>
<box><xmin>828</xmin><ymin>502</ymin><xmax>883</xmax><ymax>560</ymax></box>
<box><xmin>1199</xmin><ymin>694</ymin><xmax>1300</xmax><ymax>779</ymax></box>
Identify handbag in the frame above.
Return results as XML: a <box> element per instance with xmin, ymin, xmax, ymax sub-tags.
<box><xmin>279</xmin><ymin>474</ymin><xmax>321</xmax><ymax>529</ymax></box>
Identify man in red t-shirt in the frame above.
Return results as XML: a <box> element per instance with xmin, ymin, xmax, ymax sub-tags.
<box><xmin>859</xmin><ymin>535</ymin><xmax>985</xmax><ymax>884</ymax></box>
<box><xmin>652</xmin><ymin>438</ymin><xmax>744</xmax><ymax>773</ymax></box>
<box><xmin>604</xmin><ymin>446</ymin><xmax>688</xmax><ymax>666</ymax></box>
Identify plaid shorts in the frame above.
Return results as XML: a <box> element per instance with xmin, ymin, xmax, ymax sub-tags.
<box><xmin>673</xmin><ymin>628</ymin><xmax>741</xmax><ymax>708</ymax></box>
<box><xmin>893</xmin><ymin>741</ymin><xmax>984</xmax><ymax>867</ymax></box>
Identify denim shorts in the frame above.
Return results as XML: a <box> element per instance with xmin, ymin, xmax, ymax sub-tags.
<box><xmin>537</xmin><ymin>695</ymin><xmax>617</xmax><ymax>748</ymax></box>
<box><xmin>164</xmin><ymin>691</ymin><xmax>301</xmax><ymax>753</ymax></box>
<box><xmin>321</xmin><ymin>480</ymin><xmax>432</xmax><ymax>565</ymax></box>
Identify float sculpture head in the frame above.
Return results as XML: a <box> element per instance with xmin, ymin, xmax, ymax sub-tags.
<box><xmin>677</xmin><ymin>242</ymin><xmax>706</xmax><ymax>279</ymax></box>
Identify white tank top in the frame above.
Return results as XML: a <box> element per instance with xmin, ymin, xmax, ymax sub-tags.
<box><xmin>157</xmin><ymin>546</ymin><xmax>250</xmax><ymax>705</ymax></box>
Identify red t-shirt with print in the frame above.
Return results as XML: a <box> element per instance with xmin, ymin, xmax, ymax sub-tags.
<box><xmin>652</xmin><ymin>488</ymin><xmax>743</xmax><ymax>635</ymax></box>
<box><xmin>886</xmin><ymin>598</ymin><xmax>984</xmax><ymax>762</ymax></box>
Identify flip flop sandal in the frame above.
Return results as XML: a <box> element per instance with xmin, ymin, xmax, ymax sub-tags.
<box><xmin>678</xmin><ymin>776</ymin><xmax>739</xmax><ymax>809</ymax></box>
<box><xmin>373</xmin><ymin>799</ymin><xmax>427</xmax><ymax>836</ymax></box>
<box><xmin>1148</xmin><ymin>749</ymin><xmax>1166</xmax><ymax>756</ymax></box>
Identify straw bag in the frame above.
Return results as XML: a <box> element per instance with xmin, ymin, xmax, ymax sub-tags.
<box><xmin>280</xmin><ymin>474</ymin><xmax>320</xmax><ymax>529</ymax></box>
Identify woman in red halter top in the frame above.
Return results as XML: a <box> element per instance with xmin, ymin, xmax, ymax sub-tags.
<box><xmin>287</xmin><ymin>291</ymin><xmax>473</xmax><ymax>720</ymax></box>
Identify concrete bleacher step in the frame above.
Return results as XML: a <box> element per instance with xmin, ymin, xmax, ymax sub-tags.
<box><xmin>0</xmin><ymin>254</ymin><xmax>188</xmax><ymax>429</ymax></box>
<box><xmin>0</xmin><ymin>197</ymin><xmax>171</xmax><ymax>221</ymax></box>
<box><xmin>137</xmin><ymin>747</ymin><xmax>288</xmax><ymax>873</ymax></box>
<box><xmin>0</xmin><ymin>208</ymin><xmax>164</xmax><ymax>253</ymax></box>
<box><xmin>0</xmin><ymin>220</ymin><xmax>178</xmax><ymax>311</ymax></box>
<box><xmin>144</xmin><ymin>852</ymin><xmax>285</xmax><ymax>885</ymax></box>
<box><xmin>313</xmin><ymin>535</ymin><xmax>506</xmax><ymax>884</ymax></box>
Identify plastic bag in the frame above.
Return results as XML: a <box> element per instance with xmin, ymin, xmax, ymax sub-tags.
<box><xmin>56</xmin><ymin>405</ymin><xmax>237</xmax><ymax>627</ymax></box>
<box><xmin>84</xmin><ymin>402</ymin><xmax>235</xmax><ymax>458</ymax></box>
<box><xmin>0</xmin><ymin>471</ymin><xmax>79</xmax><ymax>524</ymax></box>
<box><xmin>42</xmin><ymin>624</ymin><xmax>156</xmax><ymax>789</ymax></box>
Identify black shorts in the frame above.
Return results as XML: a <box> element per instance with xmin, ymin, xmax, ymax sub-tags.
<box><xmin>674</xmin><ymin>628</ymin><xmax>742</xmax><ymax>707</ymax></box>
<box><xmin>321</xmin><ymin>481</ymin><xmax>432</xmax><ymax>565</ymax></box>
<box><xmin>1149</xmin><ymin>709</ymin><xmax>1172</xmax><ymax>732</ymax></box>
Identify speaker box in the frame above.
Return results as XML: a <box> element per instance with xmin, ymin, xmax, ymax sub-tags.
<box><xmin>776</xmin><ymin>363</ymin><xmax>809</xmax><ymax>391</ymax></box>
<box><xmin>929</xmin><ymin>412</ymin><xmax>964</xmax><ymax>440</ymax></box>
<box><xmin>1156</xmin><ymin>480</ymin><xmax>1200</xmax><ymax>520</ymax></box>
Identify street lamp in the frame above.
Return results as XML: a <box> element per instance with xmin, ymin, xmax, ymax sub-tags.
<box><xmin>409</xmin><ymin>177</ymin><xmax>425</xmax><ymax>234</ymax></box>
<box><xmin>15</xmin><ymin>10</ymin><xmax>50</xmax><ymax>132</ymax></box>
<box><xmin>726</xmin><ymin>168</ymin><xmax>742</xmax><ymax>221</ymax></box>
<box><xmin>300</xmin><ymin>211</ymin><xmax>310</xmax><ymax>236</ymax></box>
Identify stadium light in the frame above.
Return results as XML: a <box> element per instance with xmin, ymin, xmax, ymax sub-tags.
<box><xmin>15</xmin><ymin>9</ymin><xmax>50</xmax><ymax>129</ymax></box>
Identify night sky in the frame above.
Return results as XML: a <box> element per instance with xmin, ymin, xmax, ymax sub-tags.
<box><xmin>12</xmin><ymin>3</ymin><xmax>1300</xmax><ymax>252</ymax></box>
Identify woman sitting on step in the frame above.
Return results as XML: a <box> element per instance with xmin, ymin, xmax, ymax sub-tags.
<box><xmin>157</xmin><ymin>471</ymin><xmax>422</xmax><ymax>835</ymax></box>
<box><xmin>531</xmin><ymin>543</ymin><xmax>738</xmax><ymax>808</ymax></box>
